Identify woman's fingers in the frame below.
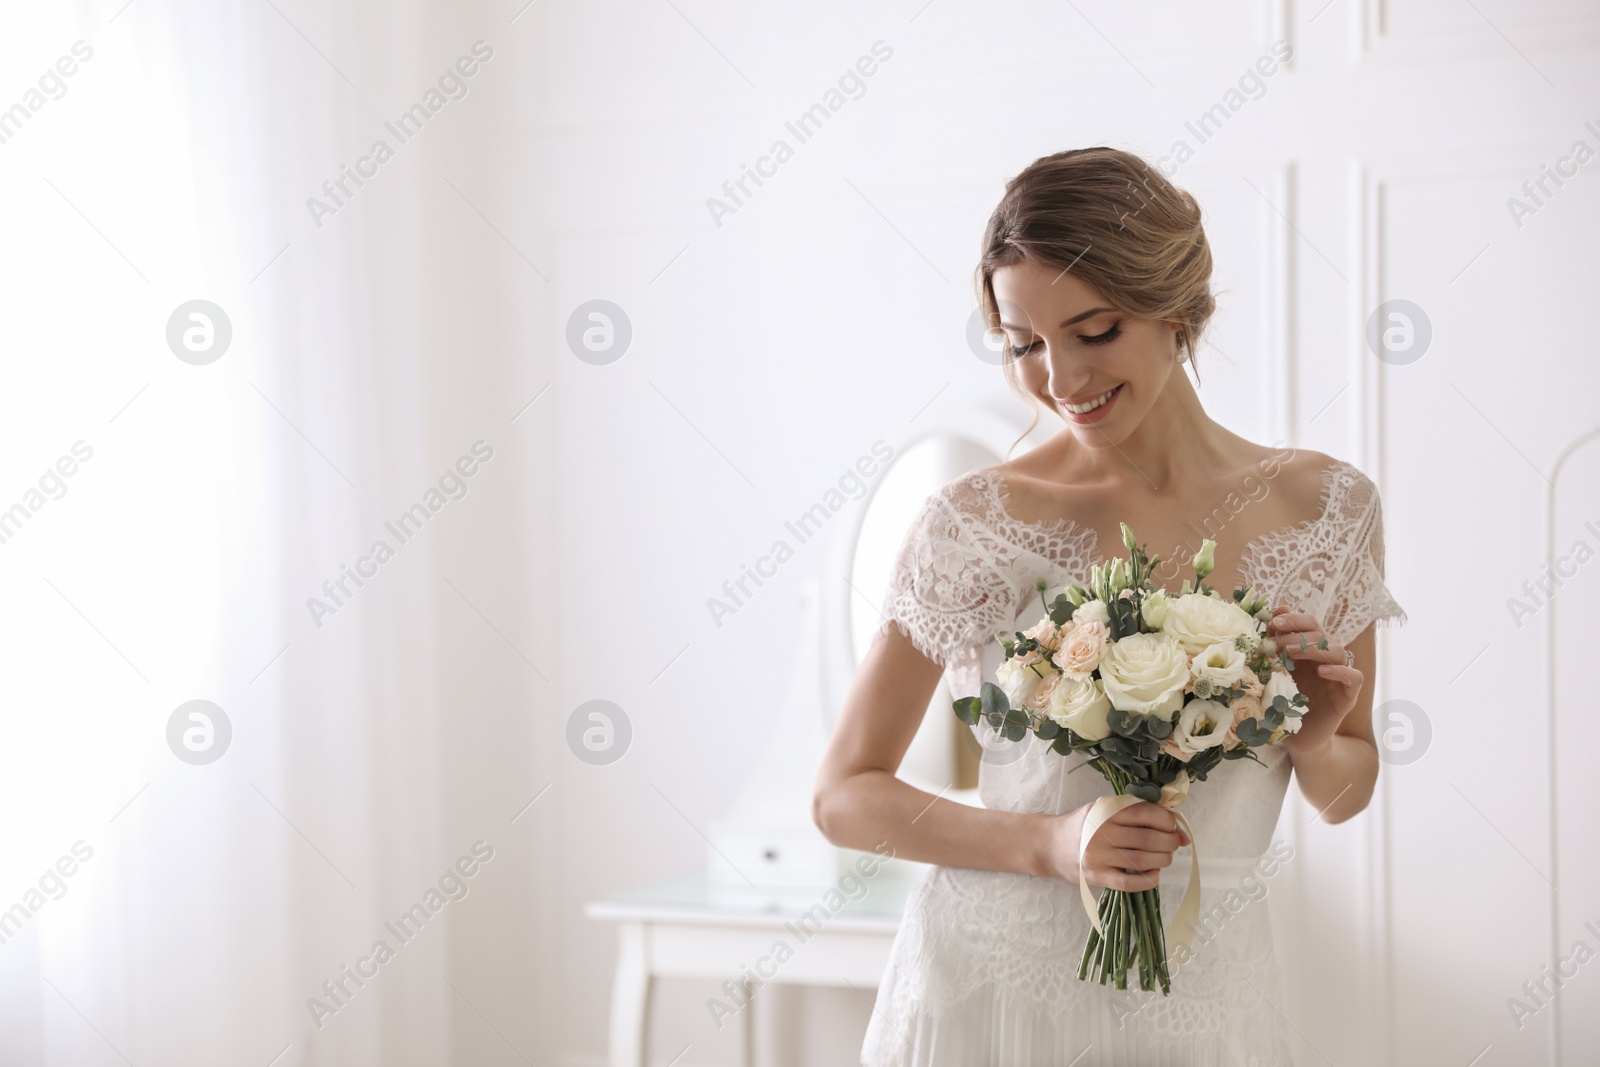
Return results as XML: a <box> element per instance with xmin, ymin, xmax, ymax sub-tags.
<box><xmin>1106</xmin><ymin>825</ymin><xmax>1185</xmax><ymax>855</ymax></box>
<box><xmin>1269</xmin><ymin>609</ymin><xmax>1316</xmax><ymax>632</ymax></box>
<box><xmin>1111</xmin><ymin>801</ymin><xmax>1190</xmax><ymax>845</ymax></box>
<box><xmin>1096</xmin><ymin>865</ymin><xmax>1161</xmax><ymax>892</ymax></box>
<box><xmin>1115</xmin><ymin>801</ymin><xmax>1180</xmax><ymax>833</ymax></box>
<box><xmin>1266</xmin><ymin>631</ymin><xmax>1345</xmax><ymax>667</ymax></box>
<box><xmin>1316</xmin><ymin>663</ymin><xmax>1362</xmax><ymax>687</ymax></box>
<box><xmin>1096</xmin><ymin>847</ymin><xmax>1172</xmax><ymax>872</ymax></box>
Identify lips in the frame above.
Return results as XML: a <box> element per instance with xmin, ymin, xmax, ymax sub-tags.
<box><xmin>1061</xmin><ymin>384</ymin><xmax>1123</xmax><ymax>424</ymax></box>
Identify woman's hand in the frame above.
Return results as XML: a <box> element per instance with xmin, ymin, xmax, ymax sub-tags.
<box><xmin>1265</xmin><ymin>605</ymin><xmax>1364</xmax><ymax>756</ymax></box>
<box><xmin>1041</xmin><ymin>800</ymin><xmax>1191</xmax><ymax>891</ymax></box>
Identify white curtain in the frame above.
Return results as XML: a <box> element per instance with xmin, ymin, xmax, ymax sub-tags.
<box><xmin>0</xmin><ymin>2</ymin><xmax>544</xmax><ymax>1064</ymax></box>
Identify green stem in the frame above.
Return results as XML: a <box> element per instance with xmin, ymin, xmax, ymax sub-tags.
<box><xmin>1080</xmin><ymin>885</ymin><xmax>1112</xmax><ymax>981</ymax></box>
<box><xmin>1131</xmin><ymin>889</ymin><xmax>1148</xmax><ymax>991</ymax></box>
<box><xmin>1149</xmin><ymin>885</ymin><xmax>1171</xmax><ymax>995</ymax></box>
<box><xmin>1120</xmin><ymin>893</ymin><xmax>1130</xmax><ymax>987</ymax></box>
<box><xmin>1104</xmin><ymin>891</ymin><xmax>1120</xmax><ymax>986</ymax></box>
<box><xmin>1138</xmin><ymin>889</ymin><xmax>1158</xmax><ymax>992</ymax></box>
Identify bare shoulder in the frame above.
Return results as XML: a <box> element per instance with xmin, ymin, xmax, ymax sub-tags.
<box><xmin>1264</xmin><ymin>446</ymin><xmax>1358</xmax><ymax>519</ymax></box>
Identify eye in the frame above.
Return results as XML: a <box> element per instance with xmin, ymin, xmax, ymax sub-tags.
<box><xmin>1004</xmin><ymin>339</ymin><xmax>1041</xmax><ymax>360</ymax></box>
<box><xmin>1081</xmin><ymin>322</ymin><xmax>1122</xmax><ymax>346</ymax></box>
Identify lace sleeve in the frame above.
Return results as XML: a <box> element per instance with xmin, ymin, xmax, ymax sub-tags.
<box><xmin>1321</xmin><ymin>466</ymin><xmax>1408</xmax><ymax>648</ymax></box>
<box><xmin>876</xmin><ymin>476</ymin><xmax>1021</xmax><ymax>673</ymax></box>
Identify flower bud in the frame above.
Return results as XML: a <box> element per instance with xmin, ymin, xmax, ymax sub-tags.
<box><xmin>1192</xmin><ymin>540</ymin><xmax>1216</xmax><ymax>580</ymax></box>
<box><xmin>1141</xmin><ymin>588</ymin><xmax>1170</xmax><ymax>630</ymax></box>
<box><xmin>1120</xmin><ymin>522</ymin><xmax>1139</xmax><ymax>554</ymax></box>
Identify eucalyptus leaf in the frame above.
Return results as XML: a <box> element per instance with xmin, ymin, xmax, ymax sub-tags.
<box><xmin>980</xmin><ymin>682</ymin><xmax>1012</xmax><ymax>718</ymax></box>
<box><xmin>1107</xmin><ymin>707</ymin><xmax>1142</xmax><ymax>738</ymax></box>
<box><xmin>1125</xmin><ymin>780</ymin><xmax>1160</xmax><ymax>803</ymax></box>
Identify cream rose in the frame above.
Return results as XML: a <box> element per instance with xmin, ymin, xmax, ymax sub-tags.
<box><xmin>1163</xmin><ymin>592</ymin><xmax>1259</xmax><ymax>658</ymax></box>
<box><xmin>1191</xmin><ymin>640</ymin><xmax>1252</xmax><ymax>690</ymax></box>
<box><xmin>1024</xmin><ymin>671</ymin><xmax>1061</xmax><ymax>711</ymax></box>
<box><xmin>1023</xmin><ymin>617</ymin><xmax>1062</xmax><ymax>652</ymax></box>
<box><xmin>997</xmin><ymin>656</ymin><xmax>1055</xmax><ymax>710</ymax></box>
<box><xmin>1072</xmin><ymin>599</ymin><xmax>1110</xmax><ymax>627</ymax></box>
<box><xmin>1159</xmin><ymin>769</ymin><xmax>1192</xmax><ymax>809</ymax></box>
<box><xmin>1172</xmin><ymin>698</ymin><xmax>1232</xmax><ymax>756</ymax></box>
<box><xmin>1222</xmin><ymin>693</ymin><xmax>1263</xmax><ymax>750</ymax></box>
<box><xmin>1056</xmin><ymin>619</ymin><xmax>1110</xmax><ymax>681</ymax></box>
<box><xmin>1099</xmin><ymin>631</ymin><xmax>1189</xmax><ymax>717</ymax></box>
<box><xmin>1045</xmin><ymin>676</ymin><xmax>1114</xmax><ymax>741</ymax></box>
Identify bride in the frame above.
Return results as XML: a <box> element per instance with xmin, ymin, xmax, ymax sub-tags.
<box><xmin>811</xmin><ymin>146</ymin><xmax>1407</xmax><ymax>1066</ymax></box>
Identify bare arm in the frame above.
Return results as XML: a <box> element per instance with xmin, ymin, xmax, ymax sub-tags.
<box><xmin>810</xmin><ymin>621</ymin><xmax>1188</xmax><ymax>891</ymax></box>
<box><xmin>1280</xmin><ymin>623</ymin><xmax>1380</xmax><ymax>823</ymax></box>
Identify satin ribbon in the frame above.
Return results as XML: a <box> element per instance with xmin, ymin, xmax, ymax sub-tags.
<box><xmin>1077</xmin><ymin>793</ymin><xmax>1202</xmax><ymax>964</ymax></box>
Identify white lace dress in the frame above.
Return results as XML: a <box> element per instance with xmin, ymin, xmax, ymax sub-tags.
<box><xmin>862</xmin><ymin>459</ymin><xmax>1408</xmax><ymax>1067</ymax></box>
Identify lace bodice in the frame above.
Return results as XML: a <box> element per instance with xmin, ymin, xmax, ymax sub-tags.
<box><xmin>879</xmin><ymin>456</ymin><xmax>1406</xmax><ymax>692</ymax></box>
<box><xmin>860</xmin><ymin>456</ymin><xmax>1409</xmax><ymax>1065</ymax></box>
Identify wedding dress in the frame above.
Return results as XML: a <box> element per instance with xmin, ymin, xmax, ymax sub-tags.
<box><xmin>861</xmin><ymin>458</ymin><xmax>1408</xmax><ymax>1067</ymax></box>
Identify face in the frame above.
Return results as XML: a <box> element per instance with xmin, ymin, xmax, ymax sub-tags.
<box><xmin>990</xmin><ymin>260</ymin><xmax>1182</xmax><ymax>446</ymax></box>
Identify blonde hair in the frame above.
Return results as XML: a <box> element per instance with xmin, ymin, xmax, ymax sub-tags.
<box><xmin>974</xmin><ymin>147</ymin><xmax>1216</xmax><ymax>457</ymax></box>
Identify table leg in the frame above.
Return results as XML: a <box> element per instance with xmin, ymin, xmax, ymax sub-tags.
<box><xmin>609</xmin><ymin>922</ymin><xmax>650</xmax><ymax>1067</ymax></box>
<box><xmin>741</xmin><ymin>976</ymin><xmax>756</xmax><ymax>1067</ymax></box>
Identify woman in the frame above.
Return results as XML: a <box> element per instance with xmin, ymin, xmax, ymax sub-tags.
<box><xmin>811</xmin><ymin>147</ymin><xmax>1407</xmax><ymax>1065</ymax></box>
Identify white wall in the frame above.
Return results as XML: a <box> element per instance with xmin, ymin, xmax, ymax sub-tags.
<box><xmin>2</xmin><ymin>1</ymin><xmax>1598</xmax><ymax>1065</ymax></box>
<box><xmin>523</xmin><ymin>2</ymin><xmax>1600</xmax><ymax>1065</ymax></box>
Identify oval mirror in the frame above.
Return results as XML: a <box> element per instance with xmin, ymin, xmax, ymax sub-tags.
<box><xmin>820</xmin><ymin>407</ymin><xmax>1042</xmax><ymax>798</ymax></box>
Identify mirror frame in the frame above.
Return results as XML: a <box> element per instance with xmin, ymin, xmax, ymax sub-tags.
<box><xmin>818</xmin><ymin>402</ymin><xmax>1045</xmax><ymax>731</ymax></box>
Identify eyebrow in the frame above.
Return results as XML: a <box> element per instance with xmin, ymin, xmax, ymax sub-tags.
<box><xmin>998</xmin><ymin>306</ymin><xmax>1117</xmax><ymax>331</ymax></box>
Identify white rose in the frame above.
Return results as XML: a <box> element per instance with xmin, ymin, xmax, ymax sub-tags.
<box><xmin>1163</xmin><ymin>592</ymin><xmax>1259</xmax><ymax>658</ymax></box>
<box><xmin>1072</xmin><ymin>599</ymin><xmax>1109</xmax><ymax>627</ymax></box>
<box><xmin>1173</xmin><ymin>698</ymin><xmax>1231</xmax><ymax>756</ymax></box>
<box><xmin>1141</xmin><ymin>589</ymin><xmax>1170</xmax><ymax>630</ymax></box>
<box><xmin>1263</xmin><ymin>670</ymin><xmax>1303</xmax><ymax>733</ymax></box>
<box><xmin>1190</xmin><ymin>640</ymin><xmax>1251</xmax><ymax>690</ymax></box>
<box><xmin>1099</xmin><ymin>631</ymin><xmax>1189</xmax><ymax>717</ymax></box>
<box><xmin>1045</xmin><ymin>676</ymin><xmax>1114</xmax><ymax>741</ymax></box>
<box><xmin>997</xmin><ymin>656</ymin><xmax>1055</xmax><ymax>709</ymax></box>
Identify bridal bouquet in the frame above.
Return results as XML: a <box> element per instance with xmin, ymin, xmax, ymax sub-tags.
<box><xmin>952</xmin><ymin>524</ymin><xmax>1315</xmax><ymax>995</ymax></box>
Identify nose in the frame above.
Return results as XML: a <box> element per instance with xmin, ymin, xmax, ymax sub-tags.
<box><xmin>1044</xmin><ymin>343</ymin><xmax>1091</xmax><ymax>401</ymax></box>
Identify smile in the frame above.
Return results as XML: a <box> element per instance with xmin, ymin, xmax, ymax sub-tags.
<box><xmin>1062</xmin><ymin>384</ymin><xmax>1121</xmax><ymax>415</ymax></box>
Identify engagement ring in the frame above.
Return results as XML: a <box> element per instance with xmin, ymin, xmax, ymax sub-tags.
<box><xmin>1344</xmin><ymin>649</ymin><xmax>1355</xmax><ymax>667</ymax></box>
